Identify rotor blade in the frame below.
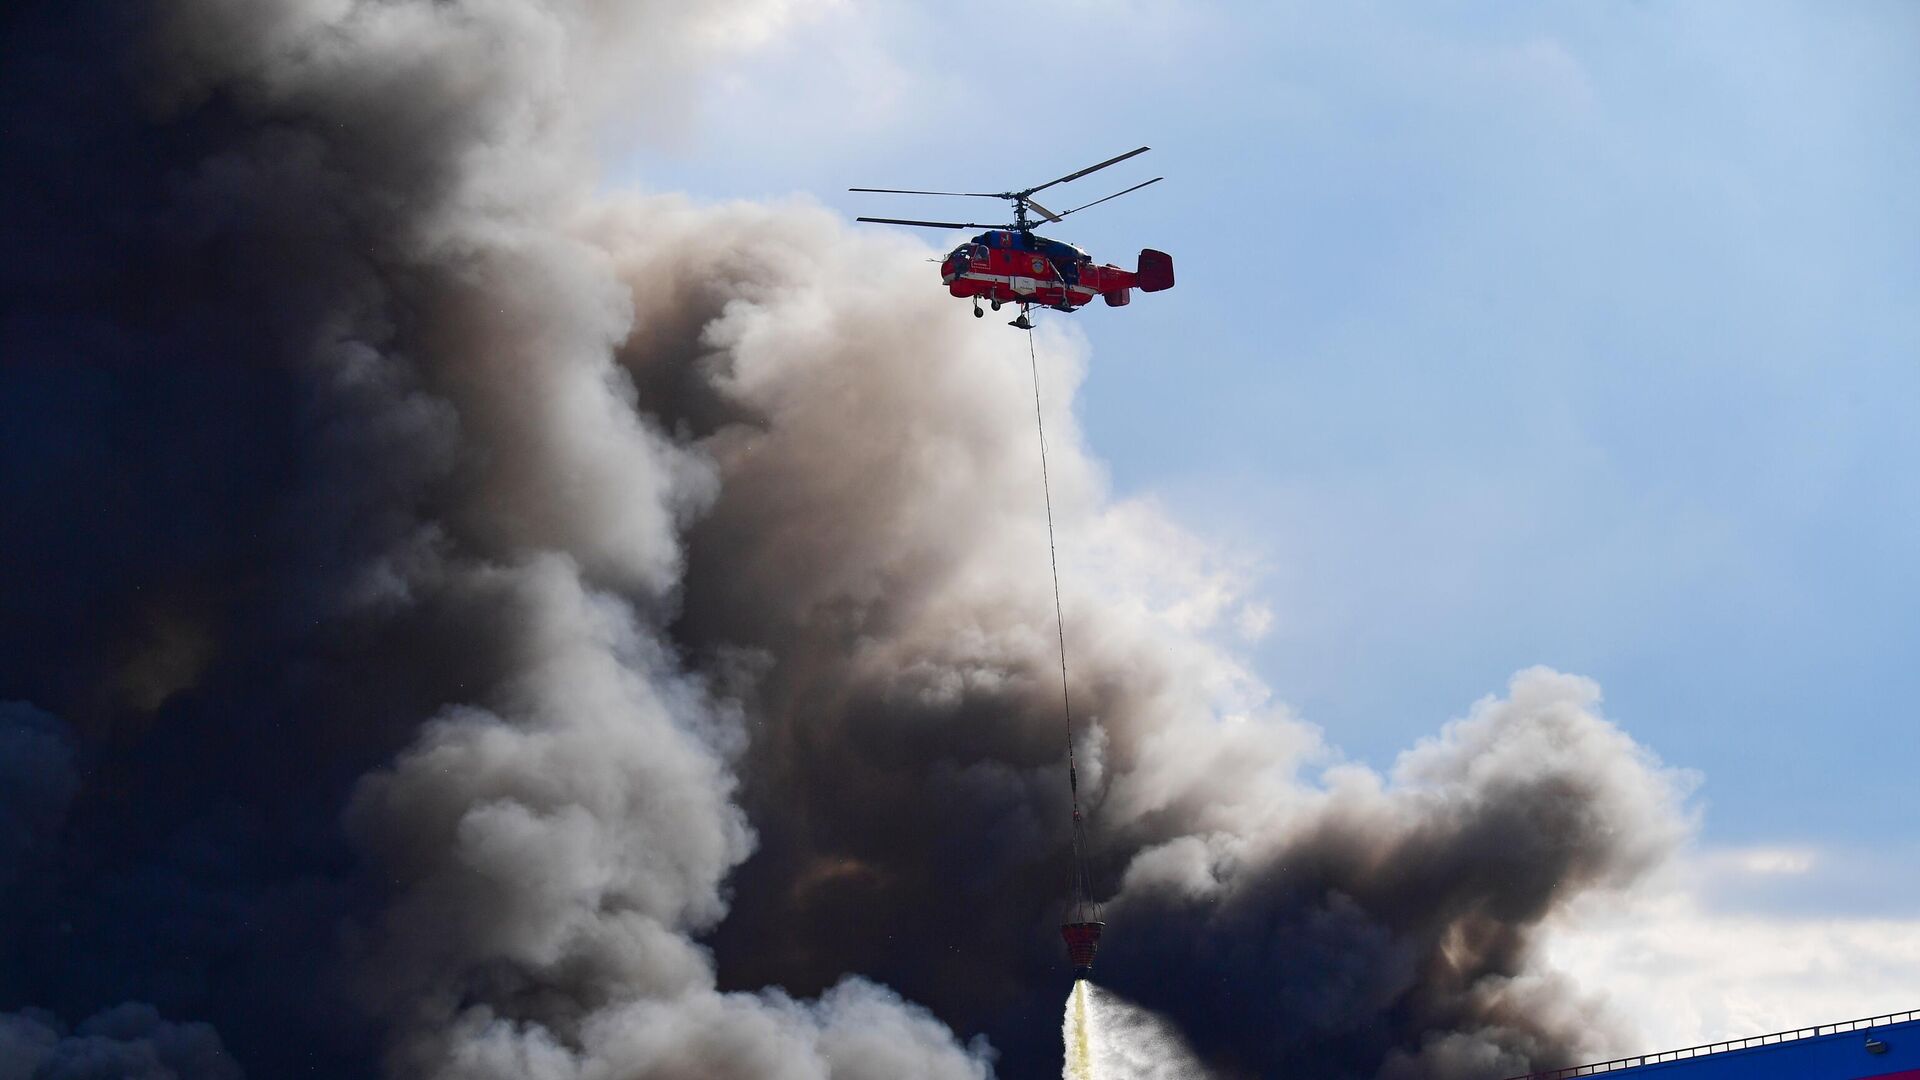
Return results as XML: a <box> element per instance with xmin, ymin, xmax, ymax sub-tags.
<box><xmin>849</xmin><ymin>187</ymin><xmax>1004</xmax><ymax>198</ymax></box>
<box><xmin>1020</xmin><ymin>146</ymin><xmax>1150</xmax><ymax>197</ymax></box>
<box><xmin>1055</xmin><ymin>176</ymin><xmax>1164</xmax><ymax>218</ymax></box>
<box><xmin>855</xmin><ymin>216</ymin><xmax>991</xmax><ymax>230</ymax></box>
<box><xmin>1023</xmin><ymin>197</ymin><xmax>1063</xmax><ymax>223</ymax></box>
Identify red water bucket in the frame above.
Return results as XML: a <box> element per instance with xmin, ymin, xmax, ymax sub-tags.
<box><xmin>1061</xmin><ymin>920</ymin><xmax>1104</xmax><ymax>975</ymax></box>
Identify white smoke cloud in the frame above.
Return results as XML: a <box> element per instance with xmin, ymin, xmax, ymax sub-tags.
<box><xmin>420</xmin><ymin>979</ymin><xmax>989</xmax><ymax>1080</ymax></box>
<box><xmin>1541</xmin><ymin>856</ymin><xmax>1920</xmax><ymax>1058</ymax></box>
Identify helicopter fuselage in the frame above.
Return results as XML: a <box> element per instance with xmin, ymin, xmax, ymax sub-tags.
<box><xmin>941</xmin><ymin>230</ymin><xmax>1172</xmax><ymax>312</ymax></box>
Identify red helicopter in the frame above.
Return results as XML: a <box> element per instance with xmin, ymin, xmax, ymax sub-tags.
<box><xmin>853</xmin><ymin>146</ymin><xmax>1175</xmax><ymax>329</ymax></box>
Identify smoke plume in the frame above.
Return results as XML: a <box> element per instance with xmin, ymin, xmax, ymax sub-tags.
<box><xmin>0</xmin><ymin>1</ymin><xmax>1694</xmax><ymax>1077</ymax></box>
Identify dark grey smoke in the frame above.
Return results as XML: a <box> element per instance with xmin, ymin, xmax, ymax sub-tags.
<box><xmin>0</xmin><ymin>1004</ymin><xmax>242</xmax><ymax>1080</ymax></box>
<box><xmin>0</xmin><ymin>2</ymin><xmax>1693</xmax><ymax>1077</ymax></box>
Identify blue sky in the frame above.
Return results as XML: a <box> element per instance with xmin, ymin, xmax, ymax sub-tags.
<box><xmin>617</xmin><ymin>1</ymin><xmax>1920</xmax><ymax>927</ymax></box>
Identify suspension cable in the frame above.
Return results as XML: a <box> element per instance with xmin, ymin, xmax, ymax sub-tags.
<box><xmin>1026</xmin><ymin>319</ymin><xmax>1097</xmax><ymax>916</ymax></box>
<box><xmin>1025</xmin><ymin>321</ymin><xmax>1076</xmax><ymax>797</ymax></box>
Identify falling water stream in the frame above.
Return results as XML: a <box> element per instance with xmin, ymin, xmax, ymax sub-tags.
<box><xmin>1065</xmin><ymin>980</ymin><xmax>1097</xmax><ymax>1080</ymax></box>
<box><xmin>1064</xmin><ymin>981</ymin><xmax>1211</xmax><ymax>1079</ymax></box>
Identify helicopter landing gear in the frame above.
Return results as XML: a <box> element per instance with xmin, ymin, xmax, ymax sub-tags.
<box><xmin>1009</xmin><ymin>304</ymin><xmax>1034</xmax><ymax>330</ymax></box>
<box><xmin>973</xmin><ymin>303</ymin><xmax>984</xmax><ymax>318</ymax></box>
<box><xmin>990</xmin><ymin>299</ymin><xmax>1003</xmax><ymax>311</ymax></box>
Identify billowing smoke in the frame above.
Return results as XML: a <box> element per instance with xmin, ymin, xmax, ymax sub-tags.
<box><xmin>0</xmin><ymin>2</ymin><xmax>1693</xmax><ymax>1077</ymax></box>
<box><xmin>0</xmin><ymin>1004</ymin><xmax>241</xmax><ymax>1080</ymax></box>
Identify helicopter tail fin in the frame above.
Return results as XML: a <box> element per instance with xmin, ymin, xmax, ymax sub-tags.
<box><xmin>1136</xmin><ymin>249</ymin><xmax>1175</xmax><ymax>292</ymax></box>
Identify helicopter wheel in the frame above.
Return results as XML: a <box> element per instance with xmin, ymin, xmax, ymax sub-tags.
<box><xmin>990</xmin><ymin>299</ymin><xmax>1003</xmax><ymax>311</ymax></box>
<box><xmin>973</xmin><ymin>305</ymin><xmax>984</xmax><ymax>318</ymax></box>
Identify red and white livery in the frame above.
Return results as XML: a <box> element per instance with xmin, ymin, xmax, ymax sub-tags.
<box><xmin>939</xmin><ymin>230</ymin><xmax>1174</xmax><ymax>315</ymax></box>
